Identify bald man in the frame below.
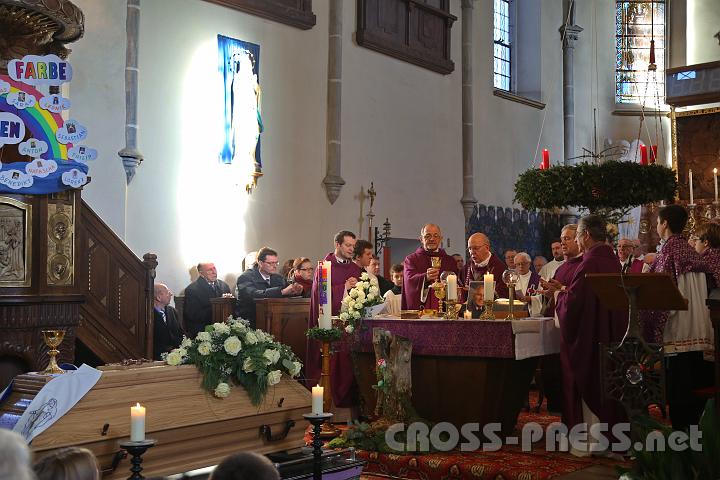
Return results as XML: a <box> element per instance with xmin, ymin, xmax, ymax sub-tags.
<box><xmin>183</xmin><ymin>262</ymin><xmax>232</xmax><ymax>337</ymax></box>
<box><xmin>463</xmin><ymin>232</ymin><xmax>509</xmax><ymax>298</ymax></box>
<box><xmin>402</xmin><ymin>224</ymin><xmax>459</xmax><ymax>311</ymax></box>
<box><xmin>153</xmin><ymin>283</ymin><xmax>184</xmax><ymax>360</ymax></box>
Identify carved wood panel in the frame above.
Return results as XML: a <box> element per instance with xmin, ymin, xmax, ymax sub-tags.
<box><xmin>672</xmin><ymin>107</ymin><xmax>720</xmax><ymax>203</ymax></box>
<box><xmin>357</xmin><ymin>0</ymin><xmax>456</xmax><ymax>74</ymax></box>
<box><xmin>202</xmin><ymin>0</ymin><xmax>316</xmax><ymax>30</ymax></box>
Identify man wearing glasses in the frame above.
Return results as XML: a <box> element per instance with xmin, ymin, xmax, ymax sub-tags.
<box><xmin>402</xmin><ymin>223</ymin><xmax>459</xmax><ymax>311</ymax></box>
<box><xmin>617</xmin><ymin>237</ymin><xmax>643</xmax><ymax>274</ymax></box>
<box><xmin>463</xmin><ymin>232</ymin><xmax>508</xmax><ymax>298</ymax></box>
<box><xmin>235</xmin><ymin>246</ymin><xmax>303</xmax><ymax>327</ymax></box>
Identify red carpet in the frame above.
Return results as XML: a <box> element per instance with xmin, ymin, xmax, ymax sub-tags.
<box><xmin>310</xmin><ymin>391</ymin><xmax>636</xmax><ymax>480</ymax></box>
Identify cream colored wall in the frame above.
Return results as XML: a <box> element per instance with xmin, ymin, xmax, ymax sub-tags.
<box><xmin>67</xmin><ymin>0</ymin><xmax>713</xmax><ymax>297</ymax></box>
<box><xmin>687</xmin><ymin>0</ymin><xmax>720</xmax><ymax>64</ymax></box>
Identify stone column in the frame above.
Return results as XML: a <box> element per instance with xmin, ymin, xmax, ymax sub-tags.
<box><xmin>323</xmin><ymin>0</ymin><xmax>344</xmax><ymax>204</ymax></box>
<box><xmin>559</xmin><ymin>0</ymin><xmax>582</xmax><ymax>165</ymax></box>
<box><xmin>118</xmin><ymin>0</ymin><xmax>143</xmax><ymax>184</ymax></box>
<box><xmin>460</xmin><ymin>0</ymin><xmax>477</xmax><ymax>228</ymax></box>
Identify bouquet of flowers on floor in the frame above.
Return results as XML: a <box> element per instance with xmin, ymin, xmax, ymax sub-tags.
<box><xmin>339</xmin><ymin>272</ymin><xmax>383</xmax><ymax>334</ymax></box>
<box><xmin>164</xmin><ymin>317</ymin><xmax>302</xmax><ymax>405</ymax></box>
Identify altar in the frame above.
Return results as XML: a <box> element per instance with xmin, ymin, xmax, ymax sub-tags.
<box><xmin>352</xmin><ymin>317</ymin><xmax>560</xmax><ymax>436</ymax></box>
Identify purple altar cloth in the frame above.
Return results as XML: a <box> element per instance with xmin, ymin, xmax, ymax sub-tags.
<box><xmin>353</xmin><ymin>319</ymin><xmax>517</xmax><ymax>358</ymax></box>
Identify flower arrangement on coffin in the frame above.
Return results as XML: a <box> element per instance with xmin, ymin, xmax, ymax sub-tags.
<box><xmin>164</xmin><ymin>317</ymin><xmax>302</xmax><ymax>405</ymax></box>
<box><xmin>339</xmin><ymin>272</ymin><xmax>383</xmax><ymax>333</ymax></box>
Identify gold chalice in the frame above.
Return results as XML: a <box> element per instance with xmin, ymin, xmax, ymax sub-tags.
<box><xmin>429</xmin><ymin>257</ymin><xmax>444</xmax><ymax>314</ymax></box>
<box><xmin>41</xmin><ymin>330</ymin><xmax>66</xmax><ymax>375</ymax></box>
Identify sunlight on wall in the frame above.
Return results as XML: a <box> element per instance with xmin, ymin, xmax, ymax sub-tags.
<box><xmin>178</xmin><ymin>40</ymin><xmax>252</xmax><ymax>278</ymax></box>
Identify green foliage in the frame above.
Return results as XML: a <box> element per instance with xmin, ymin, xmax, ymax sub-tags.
<box><xmin>618</xmin><ymin>399</ymin><xmax>720</xmax><ymax>480</ymax></box>
<box><xmin>163</xmin><ymin>318</ymin><xmax>302</xmax><ymax>405</ymax></box>
<box><xmin>306</xmin><ymin>327</ymin><xmax>343</xmax><ymax>342</ymax></box>
<box><xmin>514</xmin><ymin>161</ymin><xmax>677</xmax><ymax>212</ymax></box>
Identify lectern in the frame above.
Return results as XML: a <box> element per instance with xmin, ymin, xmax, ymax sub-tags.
<box><xmin>587</xmin><ymin>273</ymin><xmax>687</xmax><ymax>418</ymax></box>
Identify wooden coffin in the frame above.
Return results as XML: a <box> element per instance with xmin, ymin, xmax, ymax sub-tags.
<box><xmin>3</xmin><ymin>364</ymin><xmax>311</xmax><ymax>479</ymax></box>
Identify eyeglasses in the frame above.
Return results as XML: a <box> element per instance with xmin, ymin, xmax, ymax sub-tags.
<box><xmin>515</xmin><ymin>261</ymin><xmax>531</xmax><ymax>266</ymax></box>
<box><xmin>423</xmin><ymin>234</ymin><xmax>441</xmax><ymax>240</ymax></box>
<box><xmin>468</xmin><ymin>245</ymin><xmax>488</xmax><ymax>251</ymax></box>
<box><xmin>298</xmin><ymin>267</ymin><xmax>314</xmax><ymax>271</ymax></box>
<box><xmin>262</xmin><ymin>260</ymin><xmax>279</xmax><ymax>266</ymax></box>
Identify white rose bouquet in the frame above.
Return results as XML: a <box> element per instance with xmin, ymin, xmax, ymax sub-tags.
<box><xmin>163</xmin><ymin>317</ymin><xmax>302</xmax><ymax>404</ymax></box>
<box><xmin>339</xmin><ymin>272</ymin><xmax>383</xmax><ymax>334</ymax></box>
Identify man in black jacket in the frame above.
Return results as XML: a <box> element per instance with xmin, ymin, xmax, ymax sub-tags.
<box><xmin>183</xmin><ymin>262</ymin><xmax>232</xmax><ymax>337</ymax></box>
<box><xmin>153</xmin><ymin>283</ymin><xmax>184</xmax><ymax>360</ymax></box>
<box><xmin>235</xmin><ymin>247</ymin><xmax>303</xmax><ymax>327</ymax></box>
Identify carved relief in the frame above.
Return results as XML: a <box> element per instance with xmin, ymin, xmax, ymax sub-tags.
<box><xmin>0</xmin><ymin>196</ymin><xmax>31</xmax><ymax>287</ymax></box>
<box><xmin>46</xmin><ymin>193</ymin><xmax>75</xmax><ymax>286</ymax></box>
<box><xmin>672</xmin><ymin>107</ymin><xmax>720</xmax><ymax>202</ymax></box>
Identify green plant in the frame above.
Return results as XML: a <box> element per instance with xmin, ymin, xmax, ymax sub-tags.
<box><xmin>306</xmin><ymin>326</ymin><xmax>343</xmax><ymax>342</ymax></box>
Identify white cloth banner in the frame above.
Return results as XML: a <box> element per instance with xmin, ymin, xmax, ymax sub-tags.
<box><xmin>512</xmin><ymin>317</ymin><xmax>560</xmax><ymax>360</ymax></box>
<box><xmin>13</xmin><ymin>364</ymin><xmax>102</xmax><ymax>443</ymax></box>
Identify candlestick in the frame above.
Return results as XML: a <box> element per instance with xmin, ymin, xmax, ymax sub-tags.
<box><xmin>640</xmin><ymin>145</ymin><xmax>648</xmax><ymax>165</ymax></box>
<box><xmin>446</xmin><ymin>274</ymin><xmax>457</xmax><ymax>301</ymax></box>
<box><xmin>311</xmin><ymin>385</ymin><xmax>323</xmax><ymax>414</ymax></box>
<box><xmin>689</xmin><ymin>169</ymin><xmax>694</xmax><ymax>205</ymax></box>
<box><xmin>714</xmin><ymin>168</ymin><xmax>718</xmax><ymax>203</ymax></box>
<box><xmin>483</xmin><ymin>273</ymin><xmax>494</xmax><ymax>300</ymax></box>
<box><xmin>318</xmin><ymin>261</ymin><xmax>332</xmax><ymax>329</ymax></box>
<box><xmin>130</xmin><ymin>403</ymin><xmax>145</xmax><ymax>442</ymax></box>
<box><xmin>651</xmin><ymin>145</ymin><xmax>658</xmax><ymax>164</ymax></box>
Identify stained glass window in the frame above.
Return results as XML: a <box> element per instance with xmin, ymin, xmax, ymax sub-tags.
<box><xmin>494</xmin><ymin>0</ymin><xmax>512</xmax><ymax>91</ymax></box>
<box><xmin>615</xmin><ymin>0</ymin><xmax>666</xmax><ymax>105</ymax></box>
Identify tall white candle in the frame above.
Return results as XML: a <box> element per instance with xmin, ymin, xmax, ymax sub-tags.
<box><xmin>714</xmin><ymin>168</ymin><xmax>718</xmax><ymax>202</ymax></box>
<box><xmin>446</xmin><ymin>274</ymin><xmax>457</xmax><ymax>300</ymax></box>
<box><xmin>130</xmin><ymin>403</ymin><xmax>145</xmax><ymax>441</ymax></box>
<box><xmin>483</xmin><ymin>273</ymin><xmax>494</xmax><ymax>301</ymax></box>
<box><xmin>689</xmin><ymin>169</ymin><xmax>694</xmax><ymax>204</ymax></box>
<box><xmin>319</xmin><ymin>261</ymin><xmax>332</xmax><ymax>329</ymax></box>
<box><xmin>311</xmin><ymin>385</ymin><xmax>323</xmax><ymax>414</ymax></box>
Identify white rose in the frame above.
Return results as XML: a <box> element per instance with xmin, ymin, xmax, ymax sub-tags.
<box><xmin>181</xmin><ymin>337</ymin><xmax>192</xmax><ymax>348</ymax></box>
<box><xmin>370</xmin><ymin>286</ymin><xmax>379</xmax><ymax>295</ymax></box>
<box><xmin>196</xmin><ymin>331</ymin><xmax>211</xmax><ymax>342</ymax></box>
<box><xmin>214</xmin><ymin>382</ymin><xmax>231</xmax><ymax>398</ymax></box>
<box><xmin>345</xmin><ymin>324</ymin><xmax>354</xmax><ymax>334</ymax></box>
<box><xmin>223</xmin><ymin>336</ymin><xmax>242</xmax><ymax>356</ymax></box>
<box><xmin>350</xmin><ymin>289</ymin><xmax>358</xmax><ymax>298</ymax></box>
<box><xmin>213</xmin><ymin>322</ymin><xmax>231</xmax><ymax>335</ymax></box>
<box><xmin>348</xmin><ymin>300</ymin><xmax>356</xmax><ymax>310</ymax></box>
<box><xmin>198</xmin><ymin>342</ymin><xmax>212</xmax><ymax>356</ymax></box>
<box><xmin>367</xmin><ymin>293</ymin><xmax>375</xmax><ymax>301</ymax></box>
<box><xmin>263</xmin><ymin>349</ymin><xmax>281</xmax><ymax>365</ymax></box>
<box><xmin>243</xmin><ymin>357</ymin><xmax>255</xmax><ymax>373</ymax></box>
<box><xmin>361</xmin><ymin>272</ymin><xmax>369</xmax><ymax>280</ymax></box>
<box><xmin>176</xmin><ymin>348</ymin><xmax>187</xmax><ymax>357</ymax></box>
<box><xmin>267</xmin><ymin>370</ymin><xmax>282</xmax><ymax>386</ymax></box>
<box><xmin>351</xmin><ymin>310</ymin><xmax>361</xmax><ymax>320</ymax></box>
<box><xmin>339</xmin><ymin>312</ymin><xmax>350</xmax><ymax>321</ymax></box>
<box><xmin>166</xmin><ymin>350</ymin><xmax>183</xmax><ymax>366</ymax></box>
<box><xmin>288</xmin><ymin>361</ymin><xmax>302</xmax><ymax>377</ymax></box>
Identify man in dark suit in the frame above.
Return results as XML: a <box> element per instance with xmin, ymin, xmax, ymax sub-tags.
<box><xmin>153</xmin><ymin>283</ymin><xmax>184</xmax><ymax>360</ymax></box>
<box><xmin>235</xmin><ymin>247</ymin><xmax>303</xmax><ymax>328</ymax></box>
<box><xmin>183</xmin><ymin>262</ymin><xmax>232</xmax><ymax>337</ymax></box>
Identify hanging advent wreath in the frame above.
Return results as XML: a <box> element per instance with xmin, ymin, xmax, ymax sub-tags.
<box><xmin>514</xmin><ymin>161</ymin><xmax>677</xmax><ymax>223</ymax></box>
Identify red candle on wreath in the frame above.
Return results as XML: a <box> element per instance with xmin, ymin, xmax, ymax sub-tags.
<box><xmin>640</xmin><ymin>145</ymin><xmax>648</xmax><ymax>165</ymax></box>
<box><xmin>651</xmin><ymin>145</ymin><xmax>657</xmax><ymax>164</ymax></box>
<box><xmin>541</xmin><ymin>149</ymin><xmax>550</xmax><ymax>170</ymax></box>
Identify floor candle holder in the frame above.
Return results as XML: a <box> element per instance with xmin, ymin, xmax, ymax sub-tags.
<box><xmin>303</xmin><ymin>412</ymin><xmax>334</xmax><ymax>480</ymax></box>
<box><xmin>119</xmin><ymin>439</ymin><xmax>156</xmax><ymax>480</ymax></box>
<box><xmin>319</xmin><ymin>340</ymin><xmax>340</xmax><ymax>438</ymax></box>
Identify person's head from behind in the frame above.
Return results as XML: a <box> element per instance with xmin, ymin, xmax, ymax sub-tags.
<box><xmin>390</xmin><ymin>263</ymin><xmax>403</xmax><ymax>287</ymax></box>
<box><xmin>210</xmin><ymin>452</ymin><xmax>280</xmax><ymax>480</ymax></box>
<box><xmin>34</xmin><ymin>447</ymin><xmax>99</xmax><ymax>480</ymax></box>
<box><xmin>0</xmin><ymin>429</ymin><xmax>34</xmax><ymax>480</ymax></box>
<box><xmin>576</xmin><ymin>215</ymin><xmax>607</xmax><ymax>251</ymax></box>
<box><xmin>656</xmin><ymin>204</ymin><xmax>688</xmax><ymax>240</ymax></box>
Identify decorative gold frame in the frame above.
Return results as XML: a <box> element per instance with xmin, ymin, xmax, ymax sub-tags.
<box><xmin>0</xmin><ymin>196</ymin><xmax>32</xmax><ymax>287</ymax></box>
<box><xmin>670</xmin><ymin>106</ymin><xmax>720</xmax><ymax>201</ymax></box>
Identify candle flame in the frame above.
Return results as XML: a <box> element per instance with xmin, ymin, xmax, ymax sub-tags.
<box><xmin>135</xmin><ymin>403</ymin><xmax>141</xmax><ymax>408</ymax></box>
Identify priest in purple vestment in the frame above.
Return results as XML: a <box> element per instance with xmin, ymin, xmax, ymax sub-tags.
<box><xmin>402</xmin><ymin>224</ymin><xmax>459</xmax><ymax>311</ymax></box>
<box><xmin>556</xmin><ymin>216</ymin><xmax>628</xmax><ymax>455</ymax></box>
<box><xmin>306</xmin><ymin>230</ymin><xmax>363</xmax><ymax>408</ymax></box>
<box><xmin>463</xmin><ymin>233</ymin><xmax>509</xmax><ymax>299</ymax></box>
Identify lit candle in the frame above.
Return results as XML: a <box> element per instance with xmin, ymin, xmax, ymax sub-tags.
<box><xmin>640</xmin><ymin>145</ymin><xmax>648</xmax><ymax>165</ymax></box>
<box><xmin>130</xmin><ymin>403</ymin><xmax>145</xmax><ymax>442</ymax></box>
<box><xmin>464</xmin><ymin>309</ymin><xmax>472</xmax><ymax>320</ymax></box>
<box><xmin>318</xmin><ymin>261</ymin><xmax>332</xmax><ymax>329</ymax></box>
<box><xmin>689</xmin><ymin>169</ymin><xmax>694</xmax><ymax>205</ymax></box>
<box><xmin>483</xmin><ymin>273</ymin><xmax>494</xmax><ymax>301</ymax></box>
<box><xmin>541</xmin><ymin>149</ymin><xmax>550</xmax><ymax>170</ymax></box>
<box><xmin>651</xmin><ymin>145</ymin><xmax>658</xmax><ymax>164</ymax></box>
<box><xmin>446</xmin><ymin>274</ymin><xmax>457</xmax><ymax>301</ymax></box>
<box><xmin>714</xmin><ymin>168</ymin><xmax>718</xmax><ymax>203</ymax></box>
<box><xmin>311</xmin><ymin>385</ymin><xmax>323</xmax><ymax>414</ymax></box>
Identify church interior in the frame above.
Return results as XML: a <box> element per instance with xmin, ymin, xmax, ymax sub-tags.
<box><xmin>1</xmin><ymin>0</ymin><xmax>720</xmax><ymax>479</ymax></box>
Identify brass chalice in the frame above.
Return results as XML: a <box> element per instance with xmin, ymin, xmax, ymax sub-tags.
<box><xmin>41</xmin><ymin>330</ymin><xmax>66</xmax><ymax>375</ymax></box>
<box><xmin>429</xmin><ymin>257</ymin><xmax>444</xmax><ymax>315</ymax></box>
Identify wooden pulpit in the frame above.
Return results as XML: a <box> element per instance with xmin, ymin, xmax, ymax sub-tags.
<box><xmin>255</xmin><ymin>298</ymin><xmax>311</xmax><ymax>364</ymax></box>
<box><xmin>211</xmin><ymin>296</ymin><xmax>236</xmax><ymax>322</ymax></box>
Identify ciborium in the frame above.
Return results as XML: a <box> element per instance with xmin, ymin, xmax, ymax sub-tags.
<box><xmin>502</xmin><ymin>270</ymin><xmax>520</xmax><ymax>321</ymax></box>
<box><xmin>41</xmin><ymin>329</ymin><xmax>66</xmax><ymax>375</ymax></box>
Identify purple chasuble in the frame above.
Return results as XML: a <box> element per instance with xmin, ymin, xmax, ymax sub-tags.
<box><xmin>462</xmin><ymin>253</ymin><xmax>509</xmax><ymax>299</ymax></box>
<box><xmin>701</xmin><ymin>247</ymin><xmax>720</xmax><ymax>289</ymax></box>
<box><xmin>402</xmin><ymin>247</ymin><xmax>459</xmax><ymax>310</ymax></box>
<box><xmin>305</xmin><ymin>253</ymin><xmax>362</xmax><ymax>407</ymax></box>
<box><xmin>556</xmin><ymin>244</ymin><xmax>628</xmax><ymax>430</ymax></box>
